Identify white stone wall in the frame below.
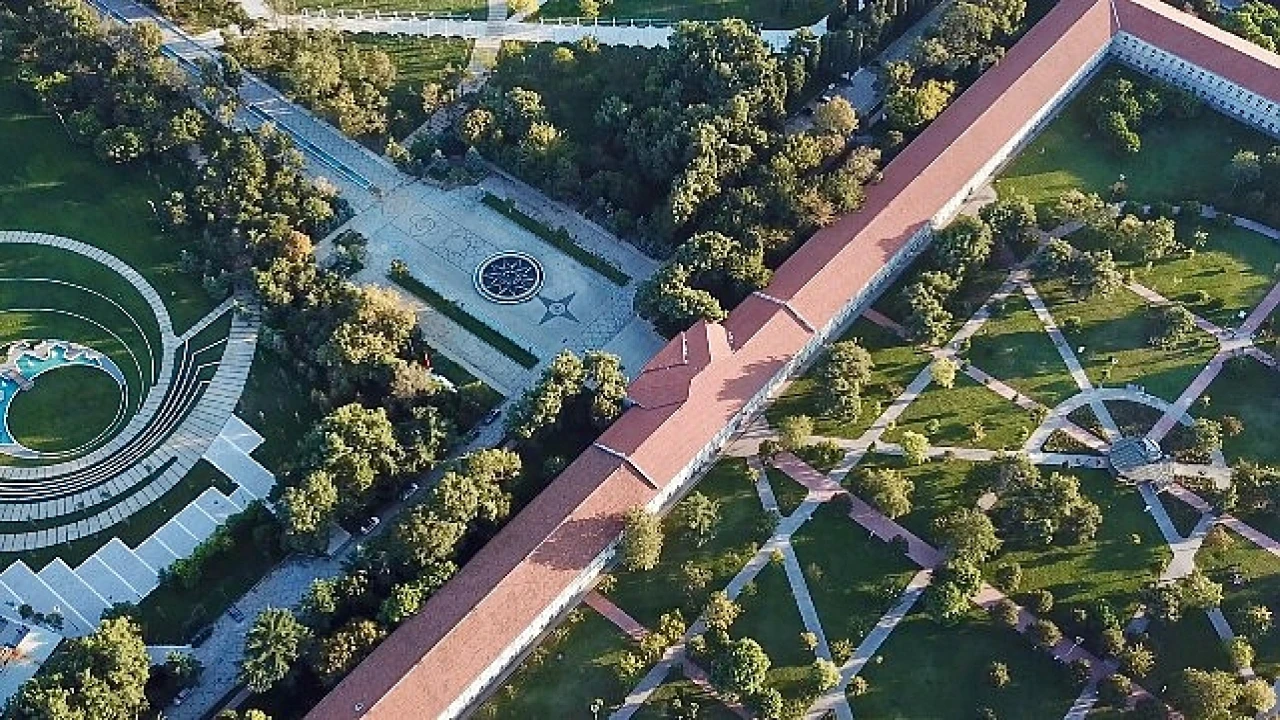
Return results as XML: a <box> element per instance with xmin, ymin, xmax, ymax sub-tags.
<box><xmin>1110</xmin><ymin>32</ymin><xmax>1280</xmax><ymax>138</ymax></box>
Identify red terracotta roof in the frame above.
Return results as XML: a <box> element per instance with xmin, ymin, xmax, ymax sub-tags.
<box><xmin>1117</xmin><ymin>0</ymin><xmax>1280</xmax><ymax>101</ymax></box>
<box><xmin>308</xmin><ymin>2</ymin><xmax>1280</xmax><ymax>718</ymax></box>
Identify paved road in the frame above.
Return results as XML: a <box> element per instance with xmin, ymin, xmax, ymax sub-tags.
<box><xmin>88</xmin><ymin>0</ymin><xmax>408</xmax><ymax>211</ymax></box>
<box><xmin>273</xmin><ymin>10</ymin><xmax>824</xmax><ymax>51</ymax></box>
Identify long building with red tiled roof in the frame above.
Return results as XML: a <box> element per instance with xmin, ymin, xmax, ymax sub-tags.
<box><xmin>309</xmin><ymin>1</ymin><xmax>1280</xmax><ymax>717</ymax></box>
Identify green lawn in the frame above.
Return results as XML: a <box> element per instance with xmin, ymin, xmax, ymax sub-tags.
<box><xmin>632</xmin><ymin>672</ymin><xmax>741</xmax><ymax>720</ymax></box>
<box><xmin>987</xmin><ymin>470</ymin><xmax>1169</xmax><ymax>630</ymax></box>
<box><xmin>533</xmin><ymin>0</ymin><xmax>837</xmax><ymax>29</ymax></box>
<box><xmin>7</xmin><ymin>365</ymin><xmax>122</xmax><ymax>453</ymax></box>
<box><xmin>274</xmin><ymin>0</ymin><xmax>487</xmax><ymax>18</ymax></box>
<box><xmin>766</xmin><ymin>466</ymin><xmax>809</xmax><ymax>517</ymax></box>
<box><xmin>478</xmin><ymin>608</ymin><xmax>636</xmax><ymax>720</ymax></box>
<box><xmin>1202</xmin><ymin>356</ymin><xmax>1280</xmax><ymax>467</ymax></box>
<box><xmin>792</xmin><ymin>502</ymin><xmax>918</xmax><ymax>648</ymax></box>
<box><xmin>1195</xmin><ymin>528</ymin><xmax>1280</xmax><ymax>677</ymax></box>
<box><xmin>234</xmin><ymin>347</ymin><xmax>324</xmax><ymax>474</ymax></box>
<box><xmin>994</xmin><ymin>66</ymin><xmax>1274</xmax><ymax>211</ymax></box>
<box><xmin>731</xmin><ymin>560</ymin><xmax>819</xmax><ymax>708</ymax></box>
<box><xmin>1144</xmin><ymin>612</ymin><xmax>1233</xmax><ymax>692</ymax></box>
<box><xmin>1034</xmin><ymin>277</ymin><xmax>1218</xmax><ymax>402</ymax></box>
<box><xmin>0</xmin><ymin>77</ymin><xmax>217</xmax><ymax>334</ymax></box>
<box><xmin>967</xmin><ymin>291</ymin><xmax>1079</xmax><ymax>407</ymax></box>
<box><xmin>857</xmin><ymin>456</ymin><xmax>984</xmax><ymax>547</ymax></box>
<box><xmin>768</xmin><ymin>318</ymin><xmax>930</xmax><ymax>441</ymax></box>
<box><xmin>1104</xmin><ymin>400</ymin><xmax>1165</xmax><ymax>438</ymax></box>
<box><xmin>606</xmin><ymin>458</ymin><xmax>771</xmax><ymax>627</ymax></box>
<box><xmin>881</xmin><ymin>370</ymin><xmax>1036</xmax><ymax>451</ymax></box>
<box><xmin>347</xmin><ymin>34</ymin><xmax>473</xmax><ymax>139</ymax></box>
<box><xmin>1128</xmin><ymin>224</ymin><xmax>1280</xmax><ymax>330</ymax></box>
<box><xmin>851</xmin><ymin>610</ymin><xmax>1079</xmax><ymax>719</ymax></box>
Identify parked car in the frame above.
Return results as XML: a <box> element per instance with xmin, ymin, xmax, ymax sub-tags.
<box><xmin>482</xmin><ymin>408</ymin><xmax>502</xmax><ymax>425</ymax></box>
<box><xmin>359</xmin><ymin>516</ymin><xmax>381</xmax><ymax>534</ymax></box>
<box><xmin>399</xmin><ymin>482</ymin><xmax>420</xmax><ymax>501</ymax></box>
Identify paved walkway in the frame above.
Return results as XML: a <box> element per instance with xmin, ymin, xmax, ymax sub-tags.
<box><xmin>805</xmin><ymin>569</ymin><xmax>932</xmax><ymax>720</ymax></box>
<box><xmin>274</xmin><ymin>10</ymin><xmax>823</xmax><ymax>51</ymax></box>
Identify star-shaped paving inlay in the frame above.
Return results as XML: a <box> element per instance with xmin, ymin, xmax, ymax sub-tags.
<box><xmin>537</xmin><ymin>292</ymin><xmax>579</xmax><ymax>324</ymax></box>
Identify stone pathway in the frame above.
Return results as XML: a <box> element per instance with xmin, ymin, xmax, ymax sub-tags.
<box><xmin>272</xmin><ymin>10</ymin><xmax>823</xmax><ymax>51</ymax></box>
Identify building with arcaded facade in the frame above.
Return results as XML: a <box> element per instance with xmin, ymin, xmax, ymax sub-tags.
<box><xmin>307</xmin><ymin>1</ymin><xmax>1280</xmax><ymax>717</ymax></box>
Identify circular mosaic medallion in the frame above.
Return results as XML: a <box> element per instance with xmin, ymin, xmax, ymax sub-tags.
<box><xmin>474</xmin><ymin>252</ymin><xmax>545</xmax><ymax>304</ymax></box>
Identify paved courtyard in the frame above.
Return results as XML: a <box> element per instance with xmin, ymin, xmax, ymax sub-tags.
<box><xmin>343</xmin><ymin>174</ymin><xmax>664</xmax><ymax>394</ymax></box>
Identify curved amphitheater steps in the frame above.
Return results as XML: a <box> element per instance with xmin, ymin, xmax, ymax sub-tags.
<box><xmin>0</xmin><ymin>416</ymin><xmax>279</xmax><ymax>637</ymax></box>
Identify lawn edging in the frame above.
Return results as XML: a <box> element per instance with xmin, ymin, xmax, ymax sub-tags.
<box><xmin>388</xmin><ymin>263</ymin><xmax>539</xmax><ymax>369</ymax></box>
<box><xmin>481</xmin><ymin>192</ymin><xmax>631</xmax><ymax>286</ymax></box>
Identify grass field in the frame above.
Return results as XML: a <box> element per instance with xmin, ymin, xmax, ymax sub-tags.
<box><xmin>987</xmin><ymin>470</ymin><xmax>1169</xmax><ymax>627</ymax></box>
<box><xmin>994</xmin><ymin>66</ymin><xmax>1274</xmax><ymax>211</ymax></box>
<box><xmin>857</xmin><ymin>457</ymin><xmax>984</xmax><ymax>546</ymax></box>
<box><xmin>1196</xmin><ymin>528</ymin><xmax>1280</xmax><ymax>677</ymax></box>
<box><xmin>1202</xmin><ymin>356</ymin><xmax>1280</xmax><ymax>467</ymax></box>
<box><xmin>881</xmin><ymin>370</ymin><xmax>1037</xmax><ymax>451</ymax></box>
<box><xmin>1129</xmin><ymin>224</ymin><xmax>1280</xmax><ymax>330</ymax></box>
<box><xmin>967</xmin><ymin>291</ymin><xmax>1079</xmax><ymax>407</ymax></box>
<box><xmin>1034</xmin><ymin>277</ymin><xmax>1218</xmax><ymax>402</ymax></box>
<box><xmin>347</xmin><ymin>34</ymin><xmax>473</xmax><ymax>138</ymax></box>
<box><xmin>7</xmin><ymin>365</ymin><xmax>122</xmax><ymax>453</ymax></box>
<box><xmin>766</xmin><ymin>466</ymin><xmax>809</xmax><ymax>517</ymax></box>
<box><xmin>792</xmin><ymin>502</ymin><xmax>918</xmax><ymax>648</ymax></box>
<box><xmin>533</xmin><ymin>0</ymin><xmax>836</xmax><ymax>28</ymax></box>
<box><xmin>0</xmin><ymin>78</ymin><xmax>217</xmax><ymax>334</ymax></box>
<box><xmin>477</xmin><ymin>608</ymin><xmax>635</xmax><ymax>719</ymax></box>
<box><xmin>851</xmin><ymin>609</ymin><xmax>1079</xmax><ymax>719</ymax></box>
<box><xmin>768</xmin><ymin>318</ymin><xmax>929</xmax><ymax>442</ymax></box>
<box><xmin>605</xmin><ymin>458</ymin><xmax>771</xmax><ymax>628</ymax></box>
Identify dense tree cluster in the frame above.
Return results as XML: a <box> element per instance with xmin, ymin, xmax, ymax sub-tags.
<box><xmin>989</xmin><ymin>455</ymin><xmax>1103</xmax><ymax>545</ymax></box>
<box><xmin>505</xmin><ymin>349</ymin><xmax>628</xmax><ymax>440</ymax></box>
<box><xmin>225</xmin><ymin>29</ymin><xmax>397</xmax><ymax>140</ymax></box>
<box><xmin>901</xmin><ymin>213</ymin><xmax>997</xmax><ymax>344</ymax></box>
<box><xmin>815</xmin><ymin>340</ymin><xmax>874</xmax><ymax>421</ymax></box>
<box><xmin>1222</xmin><ymin>0</ymin><xmax>1280</xmax><ymax>53</ymax></box>
<box><xmin>3</xmin><ymin>618</ymin><xmax>150</xmax><ymax>720</ymax></box>
<box><xmin>1085</xmin><ymin>71</ymin><xmax>1200</xmax><ymax>154</ymax></box>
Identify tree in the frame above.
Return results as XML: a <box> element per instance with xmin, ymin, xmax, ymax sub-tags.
<box><xmin>813</xmin><ymin>96</ymin><xmax>858</xmax><ymax>136</ymax></box>
<box><xmin>1226</xmin><ymin>636</ymin><xmax>1254</xmax><ymax>670</ymax></box>
<box><xmin>4</xmin><ymin>617</ymin><xmax>150</xmax><ymax>720</ymax></box>
<box><xmin>932</xmin><ymin>508</ymin><xmax>1001</xmax><ymax>563</ymax></box>
<box><xmin>900</xmin><ymin>430</ymin><xmax>930</xmax><ymax>466</ymax></box>
<box><xmin>1240</xmin><ymin>677</ymin><xmax>1278</xmax><ymax>715</ymax></box>
<box><xmin>704</xmin><ymin>591</ymin><xmax>741</xmax><ymax>631</ymax></box>
<box><xmin>712</xmin><ymin>638</ymin><xmax>771</xmax><ymax>696</ymax></box>
<box><xmin>932</xmin><ymin>215</ymin><xmax>994</xmax><ymax>276</ymax></box>
<box><xmin>1027</xmin><ymin>619</ymin><xmax>1063</xmax><ymax>650</ymax></box>
<box><xmin>1149</xmin><ymin>303</ymin><xmax>1196</xmax><ymax>348</ymax></box>
<box><xmin>1237</xmin><ymin>603</ymin><xmax>1273</xmax><ymax>639</ymax></box>
<box><xmin>677</xmin><ymin>492</ymin><xmax>721</xmax><ymax>546</ymax></box>
<box><xmin>818</xmin><ymin>341</ymin><xmax>874</xmax><ymax>421</ymax></box>
<box><xmin>1074</xmin><ymin>250</ymin><xmax>1124</xmax><ymax>297</ymax></box>
<box><xmin>1098</xmin><ymin>673</ymin><xmax>1132</xmax><ymax>707</ymax></box>
<box><xmin>993</xmin><ymin>562</ymin><xmax>1022</xmax><ymax>592</ymax></box>
<box><xmin>311</xmin><ymin>619</ymin><xmax>386</xmax><ymax>686</ymax></box>
<box><xmin>777</xmin><ymin>415</ymin><xmax>815</xmax><ymax>451</ymax></box>
<box><xmin>808</xmin><ymin>659</ymin><xmax>840</xmax><ymax>692</ymax></box>
<box><xmin>987</xmin><ymin>661</ymin><xmax>1011</xmax><ymax>688</ymax></box>
<box><xmin>981</xmin><ymin>196</ymin><xmax>1039</xmax><ymax>255</ymax></box>
<box><xmin>931</xmin><ymin>356</ymin><xmax>959</xmax><ymax>389</ymax></box>
<box><xmin>926</xmin><ymin>560</ymin><xmax>983</xmax><ymax>624</ymax></box>
<box><xmin>1229</xmin><ymin>149</ymin><xmax>1263</xmax><ymax>188</ymax></box>
<box><xmin>1167</xmin><ymin>668</ymin><xmax>1240</xmax><ymax>720</ymax></box>
<box><xmin>620</xmin><ymin>507</ymin><xmax>664</xmax><ymax>571</ymax></box>
<box><xmin>852</xmin><ymin>467</ymin><xmax>915</xmax><ymax>518</ymax></box>
<box><xmin>1119</xmin><ymin>642</ymin><xmax>1156</xmax><ymax>677</ymax></box>
<box><xmin>1026</xmin><ymin>589</ymin><xmax>1054</xmax><ymax>615</ymax></box>
<box><xmin>991</xmin><ymin>598</ymin><xmax>1021</xmax><ymax>628</ymax></box>
<box><xmin>241</xmin><ymin>608</ymin><xmax>312</xmax><ymax>694</ymax></box>
<box><xmin>885</xmin><ymin>79</ymin><xmax>955</xmax><ymax>130</ymax></box>
<box><xmin>280</xmin><ymin>469</ymin><xmax>339</xmax><ymax>545</ymax></box>
<box><xmin>1189</xmin><ymin>418</ymin><xmax>1223</xmax><ymax>461</ymax></box>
